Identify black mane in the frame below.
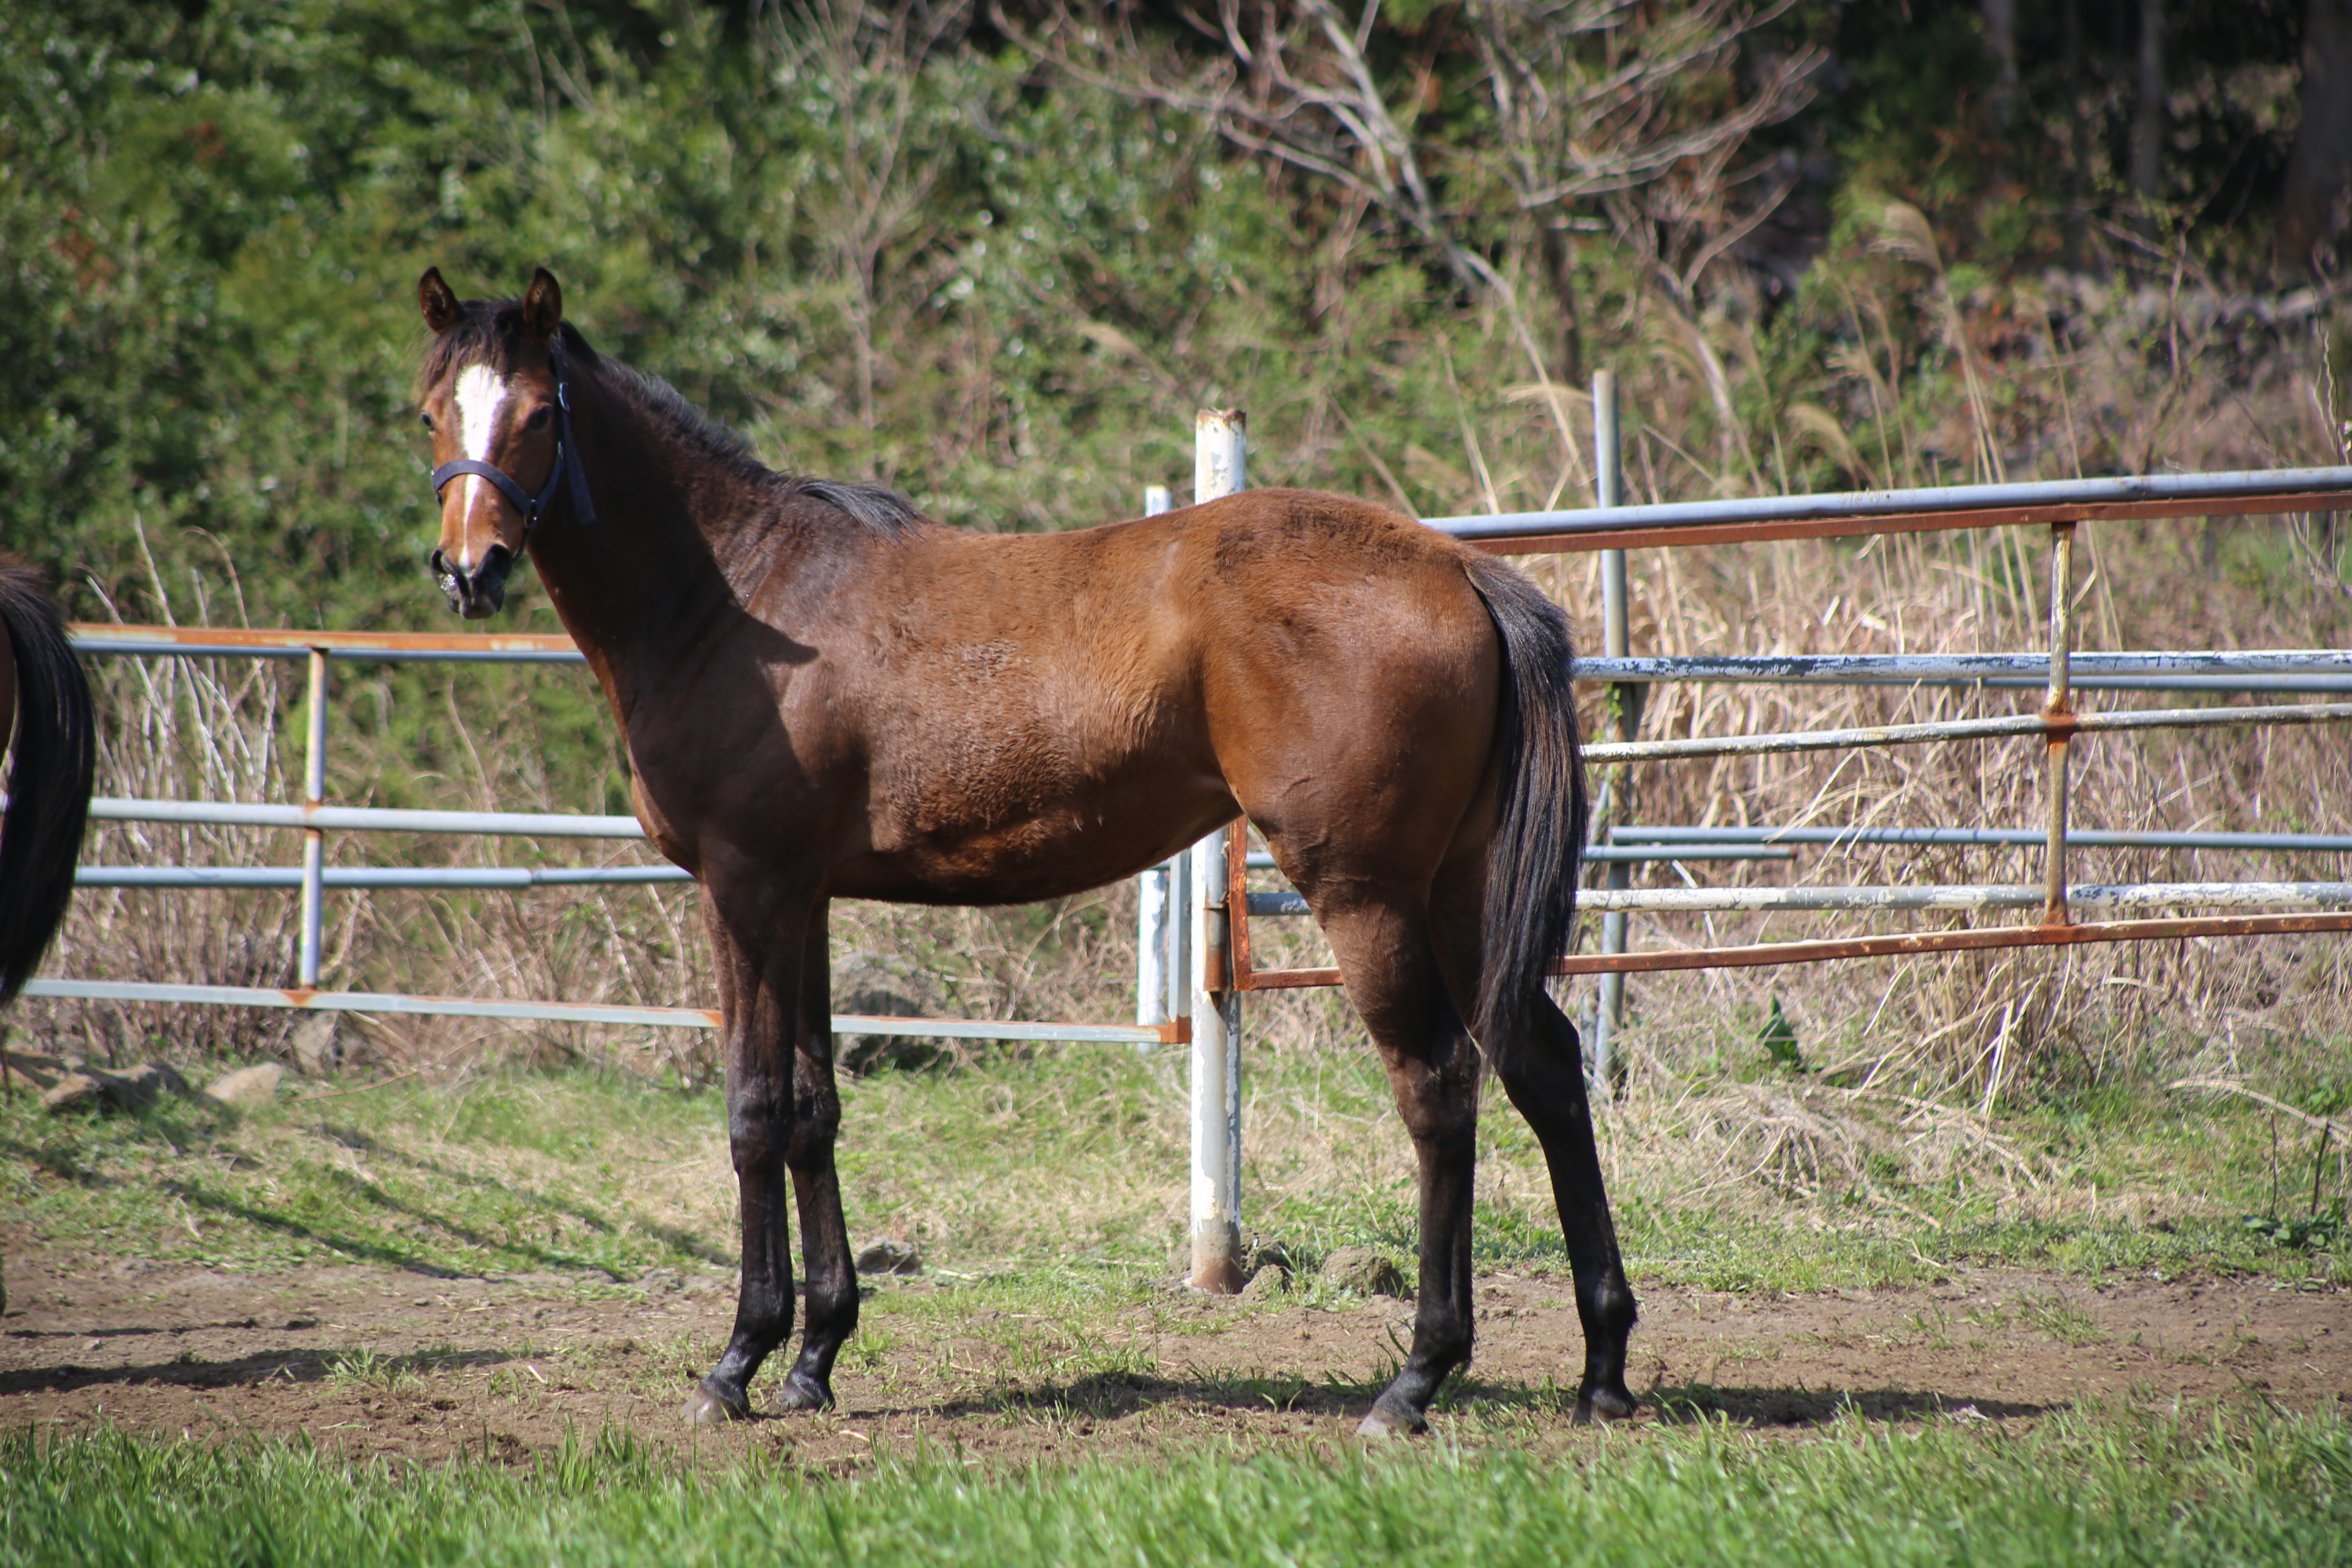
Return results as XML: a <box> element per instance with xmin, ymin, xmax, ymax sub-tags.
<box><xmin>418</xmin><ymin>298</ymin><xmax>924</xmax><ymax>541</ymax></box>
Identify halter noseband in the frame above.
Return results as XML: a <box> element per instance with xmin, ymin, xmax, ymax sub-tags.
<box><xmin>430</xmin><ymin>340</ymin><xmax>598</xmax><ymax>548</ymax></box>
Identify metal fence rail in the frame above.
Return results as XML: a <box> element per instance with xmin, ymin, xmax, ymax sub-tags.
<box><xmin>59</xmin><ymin>627</ymin><xmax>1183</xmax><ymax>1047</ymax></box>
<box><xmin>48</xmin><ymin>425</ymin><xmax>2352</xmax><ymax>1301</ymax></box>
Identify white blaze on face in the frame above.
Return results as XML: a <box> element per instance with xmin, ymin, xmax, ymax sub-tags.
<box><xmin>451</xmin><ymin>363</ymin><xmax>512</xmax><ymax>569</ymax></box>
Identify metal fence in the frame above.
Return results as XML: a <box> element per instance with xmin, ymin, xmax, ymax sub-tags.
<box><xmin>25</xmin><ymin>405</ymin><xmax>2352</xmax><ymax>1296</ymax></box>
<box><xmin>1145</xmin><ymin>400</ymin><xmax>2352</xmax><ymax>1287</ymax></box>
<box><xmin>32</xmin><ymin>626</ymin><xmax>1178</xmax><ymax>1049</ymax></box>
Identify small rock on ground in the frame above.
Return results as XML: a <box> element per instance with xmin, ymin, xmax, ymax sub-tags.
<box><xmin>40</xmin><ymin>1074</ymin><xmax>104</xmax><ymax>1114</ymax></box>
<box><xmin>205</xmin><ymin>1062</ymin><xmax>285</xmax><ymax>1108</ymax></box>
<box><xmin>1240</xmin><ymin>1264</ymin><xmax>1289</xmax><ymax>1299</ymax></box>
<box><xmin>1316</xmin><ymin>1245</ymin><xmax>1408</xmax><ymax>1297</ymax></box>
<box><xmin>292</xmin><ymin>1015</ymin><xmax>341</xmax><ymax>1076</ymax></box>
<box><xmin>97</xmin><ymin>1063</ymin><xmax>191</xmax><ymax>1111</ymax></box>
<box><xmin>855</xmin><ymin>1238</ymin><xmax>921</xmax><ymax>1276</ymax></box>
<box><xmin>41</xmin><ymin>1063</ymin><xmax>192</xmax><ymax>1115</ymax></box>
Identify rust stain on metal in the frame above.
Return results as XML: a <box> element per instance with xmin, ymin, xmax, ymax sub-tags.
<box><xmin>1235</xmin><ymin>913</ymin><xmax>2352</xmax><ymax>989</ymax></box>
<box><xmin>1227</xmin><ymin>820</ymin><xmax>1255</xmax><ymax>992</ymax></box>
<box><xmin>72</xmin><ymin>623</ymin><xmax>581</xmax><ymax>656</ymax></box>
<box><xmin>1470</xmin><ymin>491</ymin><xmax>2352</xmax><ymax>557</ymax></box>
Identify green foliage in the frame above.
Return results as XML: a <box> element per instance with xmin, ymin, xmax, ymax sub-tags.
<box><xmin>1758</xmin><ymin>995</ymin><xmax>1803</xmax><ymax>1073</ymax></box>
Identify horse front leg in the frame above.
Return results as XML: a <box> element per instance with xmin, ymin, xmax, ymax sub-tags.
<box><xmin>776</xmin><ymin>901</ymin><xmax>857</xmax><ymax>1410</ymax></box>
<box><xmin>682</xmin><ymin>882</ymin><xmax>813</xmax><ymax>1425</ymax></box>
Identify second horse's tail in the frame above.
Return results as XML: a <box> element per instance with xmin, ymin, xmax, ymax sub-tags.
<box><xmin>1461</xmin><ymin>552</ymin><xmax>1586</xmax><ymax>1047</ymax></box>
<box><xmin>0</xmin><ymin>555</ymin><xmax>94</xmax><ymax>1007</ymax></box>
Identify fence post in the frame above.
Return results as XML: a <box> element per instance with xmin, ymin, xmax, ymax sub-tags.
<box><xmin>2043</xmin><ymin>522</ymin><xmax>2077</xmax><ymax>923</ymax></box>
<box><xmin>1136</xmin><ymin>484</ymin><xmax>1177</xmax><ymax>1038</ymax></box>
<box><xmin>298</xmin><ymin>647</ymin><xmax>329</xmax><ymax>988</ymax></box>
<box><xmin>1591</xmin><ymin>371</ymin><xmax>1635</xmax><ymax>1094</ymax></box>
<box><xmin>1188</xmin><ymin>410</ymin><xmax>1247</xmax><ymax>1293</ymax></box>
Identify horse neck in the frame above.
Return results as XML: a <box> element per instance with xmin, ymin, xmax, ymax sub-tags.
<box><xmin>522</xmin><ymin>368</ymin><xmax>788</xmax><ymax>712</ymax></box>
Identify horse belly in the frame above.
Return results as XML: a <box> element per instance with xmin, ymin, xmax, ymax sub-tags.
<box><xmin>844</xmin><ymin>716</ymin><xmax>1230</xmax><ymax>904</ymax></box>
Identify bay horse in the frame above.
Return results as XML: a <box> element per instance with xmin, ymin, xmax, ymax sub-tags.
<box><xmin>414</xmin><ymin>267</ymin><xmax>1637</xmax><ymax>1436</ymax></box>
<box><xmin>0</xmin><ymin>552</ymin><xmax>96</xmax><ymax>1011</ymax></box>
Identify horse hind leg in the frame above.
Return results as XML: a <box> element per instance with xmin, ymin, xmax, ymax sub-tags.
<box><xmin>1305</xmin><ymin>888</ymin><xmax>1483</xmax><ymax>1438</ymax></box>
<box><xmin>1432</xmin><ymin>860</ymin><xmax>1638</xmax><ymax>1422</ymax></box>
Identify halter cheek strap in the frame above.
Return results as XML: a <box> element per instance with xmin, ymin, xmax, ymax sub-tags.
<box><xmin>429</xmin><ymin>342</ymin><xmax>598</xmax><ymax>551</ymax></box>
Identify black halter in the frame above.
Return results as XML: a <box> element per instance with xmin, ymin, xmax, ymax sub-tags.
<box><xmin>430</xmin><ymin>341</ymin><xmax>598</xmax><ymax>546</ymax></box>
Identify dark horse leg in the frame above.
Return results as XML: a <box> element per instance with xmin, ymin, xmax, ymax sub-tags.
<box><xmin>1490</xmin><ymin>991</ymin><xmax>1637</xmax><ymax>1421</ymax></box>
<box><xmin>773</xmin><ymin>902</ymin><xmax>858</xmax><ymax>1410</ymax></box>
<box><xmin>683</xmin><ymin>875</ymin><xmax>813</xmax><ymax>1424</ymax></box>
<box><xmin>1308</xmin><ymin>887</ymin><xmax>1486</xmax><ymax>1437</ymax></box>
<box><xmin>1430</xmin><ymin>863</ymin><xmax>1638</xmax><ymax>1425</ymax></box>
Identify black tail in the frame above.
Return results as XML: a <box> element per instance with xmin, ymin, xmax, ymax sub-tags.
<box><xmin>0</xmin><ymin>555</ymin><xmax>95</xmax><ymax>1007</ymax></box>
<box><xmin>1462</xmin><ymin>553</ymin><xmax>1587</xmax><ymax>1046</ymax></box>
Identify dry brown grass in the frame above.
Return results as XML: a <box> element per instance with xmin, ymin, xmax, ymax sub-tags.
<box><xmin>17</xmin><ymin>271</ymin><xmax>2352</xmax><ymax>1113</ymax></box>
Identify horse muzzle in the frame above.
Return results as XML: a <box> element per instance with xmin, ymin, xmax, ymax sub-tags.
<box><xmin>431</xmin><ymin>545</ymin><xmax>513</xmax><ymax>619</ymax></box>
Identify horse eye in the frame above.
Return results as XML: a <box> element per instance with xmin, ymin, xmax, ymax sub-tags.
<box><xmin>526</xmin><ymin>406</ymin><xmax>553</xmax><ymax>431</ymax></box>
<box><xmin>419</xmin><ymin>412</ymin><xmax>435</xmax><ymax>432</ymax></box>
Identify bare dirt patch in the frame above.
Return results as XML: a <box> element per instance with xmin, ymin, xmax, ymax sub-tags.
<box><xmin>4</xmin><ymin>1251</ymin><xmax>2346</xmax><ymax>1470</ymax></box>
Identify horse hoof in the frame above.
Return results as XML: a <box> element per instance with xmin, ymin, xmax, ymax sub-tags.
<box><xmin>681</xmin><ymin>1381</ymin><xmax>750</xmax><ymax>1425</ymax></box>
<box><xmin>1354</xmin><ymin>1399</ymin><xmax>1428</xmax><ymax>1440</ymax></box>
<box><xmin>1572</xmin><ymin>1384</ymin><xmax>1639</xmax><ymax>1425</ymax></box>
<box><xmin>771</xmin><ymin>1372</ymin><xmax>833</xmax><ymax>1412</ymax></box>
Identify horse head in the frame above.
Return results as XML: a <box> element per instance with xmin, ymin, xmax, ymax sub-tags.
<box><xmin>414</xmin><ymin>266</ymin><xmax>592</xmax><ymax>618</ymax></box>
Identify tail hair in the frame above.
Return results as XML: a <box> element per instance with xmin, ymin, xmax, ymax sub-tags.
<box><xmin>0</xmin><ymin>555</ymin><xmax>95</xmax><ymax>1007</ymax></box>
<box><xmin>1462</xmin><ymin>553</ymin><xmax>1587</xmax><ymax>1045</ymax></box>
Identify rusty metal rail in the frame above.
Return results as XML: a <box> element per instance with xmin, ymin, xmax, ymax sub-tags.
<box><xmin>53</xmin><ymin>628</ymin><xmax>1181</xmax><ymax>1047</ymax></box>
<box><xmin>1217</xmin><ymin>434</ymin><xmax>2352</xmax><ymax>1039</ymax></box>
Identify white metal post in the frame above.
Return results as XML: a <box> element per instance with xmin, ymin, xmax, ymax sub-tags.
<box><xmin>1136</xmin><ymin>484</ymin><xmax>1176</xmax><ymax>1034</ymax></box>
<box><xmin>1591</xmin><ymin>372</ymin><xmax>1633</xmax><ymax>1093</ymax></box>
<box><xmin>1188</xmin><ymin>410</ymin><xmax>1247</xmax><ymax>1292</ymax></box>
<box><xmin>298</xmin><ymin>647</ymin><xmax>329</xmax><ymax>988</ymax></box>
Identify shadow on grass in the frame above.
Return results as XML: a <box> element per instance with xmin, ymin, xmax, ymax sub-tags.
<box><xmin>160</xmin><ymin>1179</ymin><xmax>467</xmax><ymax>1279</ymax></box>
<box><xmin>317</xmin><ymin>1122</ymin><xmax>736</xmax><ymax>1271</ymax></box>
<box><xmin>847</xmin><ymin>1370</ymin><xmax>2054</xmax><ymax>1429</ymax></box>
<box><xmin>1640</xmin><ymin>1381</ymin><xmax>2052</xmax><ymax>1426</ymax></box>
<box><xmin>0</xmin><ymin>1343</ymin><xmax>522</xmax><ymax>1397</ymax></box>
<box><xmin>0</xmin><ymin>1138</ymin><xmax>119</xmax><ymax>1191</ymax></box>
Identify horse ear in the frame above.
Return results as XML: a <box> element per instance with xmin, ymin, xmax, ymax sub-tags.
<box><xmin>521</xmin><ymin>268</ymin><xmax>564</xmax><ymax>342</ymax></box>
<box><xmin>418</xmin><ymin>267</ymin><xmax>461</xmax><ymax>334</ymax></box>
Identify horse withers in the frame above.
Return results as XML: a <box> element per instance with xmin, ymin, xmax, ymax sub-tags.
<box><xmin>412</xmin><ymin>266</ymin><xmax>1638</xmax><ymax>1436</ymax></box>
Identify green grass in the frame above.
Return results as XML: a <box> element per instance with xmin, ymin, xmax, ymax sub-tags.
<box><xmin>5</xmin><ymin>1407</ymin><xmax>2349</xmax><ymax>1567</ymax></box>
<box><xmin>5</xmin><ymin>1039</ymin><xmax>2349</xmax><ymax>1297</ymax></box>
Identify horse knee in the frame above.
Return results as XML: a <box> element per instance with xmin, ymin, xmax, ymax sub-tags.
<box><xmin>726</xmin><ymin>1090</ymin><xmax>790</xmax><ymax>1174</ymax></box>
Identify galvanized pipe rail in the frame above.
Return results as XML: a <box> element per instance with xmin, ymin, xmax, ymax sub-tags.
<box><xmin>1426</xmin><ymin>466</ymin><xmax>2352</xmax><ymax>554</ymax></box>
<box><xmin>1617</xmin><ymin>825</ymin><xmax>2352</xmax><ymax>853</ymax></box>
<box><xmin>1217</xmin><ymin>411</ymin><xmax>2352</xmax><ymax>1002</ymax></box>
<box><xmin>54</xmin><ymin>626</ymin><xmax>1178</xmax><ymax>1047</ymax></box>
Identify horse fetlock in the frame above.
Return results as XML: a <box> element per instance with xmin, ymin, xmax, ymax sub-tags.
<box><xmin>1355</xmin><ymin>1392</ymin><xmax>1431</xmax><ymax>1440</ymax></box>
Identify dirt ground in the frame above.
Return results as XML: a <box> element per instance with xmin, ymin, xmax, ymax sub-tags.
<box><xmin>4</xmin><ymin>1252</ymin><xmax>2347</xmax><ymax>1468</ymax></box>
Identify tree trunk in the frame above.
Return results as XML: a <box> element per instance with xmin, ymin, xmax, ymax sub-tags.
<box><xmin>2132</xmin><ymin>0</ymin><xmax>2165</xmax><ymax>212</ymax></box>
<box><xmin>1537</xmin><ymin>220</ymin><xmax>1586</xmax><ymax>390</ymax></box>
<box><xmin>1982</xmin><ymin>0</ymin><xmax>2017</xmax><ymax>126</ymax></box>
<box><xmin>2278</xmin><ymin>0</ymin><xmax>2352</xmax><ymax>278</ymax></box>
